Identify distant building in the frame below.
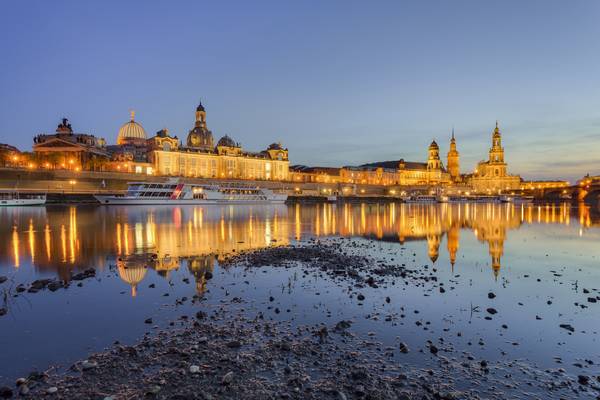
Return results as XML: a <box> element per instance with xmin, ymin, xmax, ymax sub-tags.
<box><xmin>468</xmin><ymin>122</ymin><xmax>521</xmax><ymax>192</ymax></box>
<box><xmin>106</xmin><ymin>111</ymin><xmax>154</xmax><ymax>174</ymax></box>
<box><xmin>0</xmin><ymin>143</ymin><xmax>20</xmax><ymax>167</ymax></box>
<box><xmin>342</xmin><ymin>140</ymin><xmax>451</xmax><ymax>186</ymax></box>
<box><xmin>147</xmin><ymin>101</ymin><xmax>289</xmax><ymax>180</ymax></box>
<box><xmin>446</xmin><ymin>129</ymin><xmax>460</xmax><ymax>182</ymax></box>
<box><xmin>33</xmin><ymin>118</ymin><xmax>108</xmax><ymax>170</ymax></box>
<box><xmin>290</xmin><ymin>166</ymin><xmax>342</xmax><ymax>183</ymax></box>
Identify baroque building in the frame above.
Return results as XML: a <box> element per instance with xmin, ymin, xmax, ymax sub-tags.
<box><xmin>187</xmin><ymin>102</ymin><xmax>214</xmax><ymax>151</ymax></box>
<box><xmin>343</xmin><ymin>140</ymin><xmax>451</xmax><ymax>186</ymax></box>
<box><xmin>147</xmin><ymin>101</ymin><xmax>289</xmax><ymax>180</ymax></box>
<box><xmin>33</xmin><ymin>118</ymin><xmax>108</xmax><ymax>170</ymax></box>
<box><xmin>469</xmin><ymin>122</ymin><xmax>521</xmax><ymax>192</ymax></box>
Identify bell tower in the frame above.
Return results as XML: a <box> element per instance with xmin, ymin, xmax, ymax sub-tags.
<box><xmin>447</xmin><ymin>128</ymin><xmax>460</xmax><ymax>181</ymax></box>
<box><xmin>427</xmin><ymin>140</ymin><xmax>441</xmax><ymax>170</ymax></box>
<box><xmin>195</xmin><ymin>101</ymin><xmax>207</xmax><ymax>128</ymax></box>
<box><xmin>489</xmin><ymin>121</ymin><xmax>504</xmax><ymax>164</ymax></box>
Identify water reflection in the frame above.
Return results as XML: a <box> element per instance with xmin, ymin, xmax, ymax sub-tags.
<box><xmin>1</xmin><ymin>202</ymin><xmax>598</xmax><ymax>293</ymax></box>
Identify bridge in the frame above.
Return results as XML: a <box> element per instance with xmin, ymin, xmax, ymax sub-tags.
<box><xmin>523</xmin><ymin>176</ymin><xmax>600</xmax><ymax>203</ymax></box>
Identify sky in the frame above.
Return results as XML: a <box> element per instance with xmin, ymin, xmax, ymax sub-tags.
<box><xmin>0</xmin><ymin>0</ymin><xmax>599</xmax><ymax>182</ymax></box>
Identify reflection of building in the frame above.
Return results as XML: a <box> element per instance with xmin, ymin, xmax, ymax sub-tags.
<box><xmin>148</xmin><ymin>102</ymin><xmax>290</xmax><ymax>180</ymax></box>
<box><xmin>186</xmin><ymin>256</ymin><xmax>216</xmax><ymax>294</ymax></box>
<box><xmin>117</xmin><ymin>256</ymin><xmax>148</xmax><ymax>297</ymax></box>
<box><xmin>3</xmin><ymin>201</ymin><xmax>588</xmax><ymax>288</ymax></box>
<box><xmin>469</xmin><ymin>122</ymin><xmax>521</xmax><ymax>192</ymax></box>
<box><xmin>33</xmin><ymin>118</ymin><xmax>109</xmax><ymax>170</ymax></box>
<box><xmin>447</xmin><ymin>223</ymin><xmax>460</xmax><ymax>269</ymax></box>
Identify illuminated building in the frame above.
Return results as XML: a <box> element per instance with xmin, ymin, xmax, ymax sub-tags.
<box><xmin>148</xmin><ymin>101</ymin><xmax>290</xmax><ymax>180</ymax></box>
<box><xmin>32</xmin><ymin>118</ymin><xmax>108</xmax><ymax>170</ymax></box>
<box><xmin>446</xmin><ymin>128</ymin><xmax>460</xmax><ymax>182</ymax></box>
<box><xmin>341</xmin><ymin>140</ymin><xmax>451</xmax><ymax>186</ymax></box>
<box><xmin>0</xmin><ymin>143</ymin><xmax>20</xmax><ymax>167</ymax></box>
<box><xmin>469</xmin><ymin>122</ymin><xmax>521</xmax><ymax>192</ymax></box>
<box><xmin>290</xmin><ymin>166</ymin><xmax>342</xmax><ymax>183</ymax></box>
<box><xmin>106</xmin><ymin>111</ymin><xmax>154</xmax><ymax>174</ymax></box>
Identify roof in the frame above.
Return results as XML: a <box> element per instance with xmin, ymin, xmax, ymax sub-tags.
<box><xmin>290</xmin><ymin>165</ymin><xmax>341</xmax><ymax>175</ymax></box>
<box><xmin>117</xmin><ymin>119</ymin><xmax>147</xmax><ymax>144</ymax></box>
<box><xmin>0</xmin><ymin>143</ymin><xmax>20</xmax><ymax>153</ymax></box>
<box><xmin>360</xmin><ymin>160</ymin><xmax>428</xmax><ymax>171</ymax></box>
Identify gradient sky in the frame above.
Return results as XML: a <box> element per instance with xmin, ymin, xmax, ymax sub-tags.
<box><xmin>1</xmin><ymin>0</ymin><xmax>599</xmax><ymax>182</ymax></box>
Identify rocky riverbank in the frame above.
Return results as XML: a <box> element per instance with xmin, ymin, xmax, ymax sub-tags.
<box><xmin>5</xmin><ymin>240</ymin><xmax>600</xmax><ymax>399</ymax></box>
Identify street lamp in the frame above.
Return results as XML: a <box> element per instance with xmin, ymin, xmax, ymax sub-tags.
<box><xmin>69</xmin><ymin>180</ymin><xmax>76</xmax><ymax>192</ymax></box>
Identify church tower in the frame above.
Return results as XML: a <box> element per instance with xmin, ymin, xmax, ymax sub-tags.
<box><xmin>195</xmin><ymin>101</ymin><xmax>207</xmax><ymax>128</ymax></box>
<box><xmin>447</xmin><ymin>128</ymin><xmax>460</xmax><ymax>182</ymax></box>
<box><xmin>187</xmin><ymin>100</ymin><xmax>214</xmax><ymax>150</ymax></box>
<box><xmin>427</xmin><ymin>140</ymin><xmax>441</xmax><ymax>170</ymax></box>
<box><xmin>489</xmin><ymin>121</ymin><xmax>505</xmax><ymax>164</ymax></box>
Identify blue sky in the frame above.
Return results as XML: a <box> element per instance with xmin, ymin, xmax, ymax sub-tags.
<box><xmin>0</xmin><ymin>0</ymin><xmax>599</xmax><ymax>182</ymax></box>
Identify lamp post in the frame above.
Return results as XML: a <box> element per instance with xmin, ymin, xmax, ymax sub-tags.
<box><xmin>69</xmin><ymin>180</ymin><xmax>76</xmax><ymax>192</ymax></box>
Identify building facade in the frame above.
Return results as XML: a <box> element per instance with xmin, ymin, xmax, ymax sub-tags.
<box><xmin>469</xmin><ymin>122</ymin><xmax>521</xmax><ymax>192</ymax></box>
<box><xmin>33</xmin><ymin>118</ymin><xmax>109</xmax><ymax>170</ymax></box>
<box><xmin>147</xmin><ymin>102</ymin><xmax>290</xmax><ymax>181</ymax></box>
<box><xmin>345</xmin><ymin>140</ymin><xmax>451</xmax><ymax>186</ymax></box>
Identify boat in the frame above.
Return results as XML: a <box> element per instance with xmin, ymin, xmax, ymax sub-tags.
<box><xmin>94</xmin><ymin>181</ymin><xmax>288</xmax><ymax>205</ymax></box>
<box><xmin>559</xmin><ymin>193</ymin><xmax>572</xmax><ymax>201</ymax></box>
<box><xmin>513</xmin><ymin>195</ymin><xmax>534</xmax><ymax>204</ymax></box>
<box><xmin>474</xmin><ymin>196</ymin><xmax>501</xmax><ymax>203</ymax></box>
<box><xmin>326</xmin><ymin>195</ymin><xmax>338</xmax><ymax>203</ymax></box>
<box><xmin>0</xmin><ymin>191</ymin><xmax>47</xmax><ymax>206</ymax></box>
<box><xmin>405</xmin><ymin>195</ymin><xmax>438</xmax><ymax>204</ymax></box>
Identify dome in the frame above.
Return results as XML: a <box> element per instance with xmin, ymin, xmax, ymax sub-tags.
<box><xmin>267</xmin><ymin>142</ymin><xmax>283</xmax><ymax>150</ymax></box>
<box><xmin>429</xmin><ymin>140</ymin><xmax>439</xmax><ymax>150</ymax></box>
<box><xmin>117</xmin><ymin>258</ymin><xmax>148</xmax><ymax>297</ymax></box>
<box><xmin>217</xmin><ymin>135</ymin><xmax>237</xmax><ymax>148</ymax></box>
<box><xmin>117</xmin><ymin>111</ymin><xmax>147</xmax><ymax>145</ymax></box>
<box><xmin>187</xmin><ymin>126</ymin><xmax>214</xmax><ymax>149</ymax></box>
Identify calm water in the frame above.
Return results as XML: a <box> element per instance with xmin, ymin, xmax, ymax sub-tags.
<box><xmin>0</xmin><ymin>202</ymin><xmax>599</xmax><ymax>388</ymax></box>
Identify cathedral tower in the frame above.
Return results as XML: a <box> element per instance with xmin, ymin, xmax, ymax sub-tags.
<box><xmin>447</xmin><ymin>128</ymin><xmax>460</xmax><ymax>182</ymax></box>
<box><xmin>489</xmin><ymin>121</ymin><xmax>505</xmax><ymax>164</ymax></box>
<box><xmin>187</xmin><ymin>100</ymin><xmax>214</xmax><ymax>150</ymax></box>
<box><xmin>427</xmin><ymin>140</ymin><xmax>441</xmax><ymax>170</ymax></box>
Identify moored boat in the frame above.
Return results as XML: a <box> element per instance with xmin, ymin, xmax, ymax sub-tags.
<box><xmin>94</xmin><ymin>180</ymin><xmax>288</xmax><ymax>205</ymax></box>
<box><xmin>405</xmin><ymin>195</ymin><xmax>438</xmax><ymax>204</ymax></box>
<box><xmin>0</xmin><ymin>191</ymin><xmax>47</xmax><ymax>206</ymax></box>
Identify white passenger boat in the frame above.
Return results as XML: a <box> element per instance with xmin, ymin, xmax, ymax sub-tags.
<box><xmin>404</xmin><ymin>195</ymin><xmax>438</xmax><ymax>204</ymax></box>
<box><xmin>94</xmin><ymin>181</ymin><xmax>288</xmax><ymax>205</ymax></box>
<box><xmin>0</xmin><ymin>191</ymin><xmax>47</xmax><ymax>206</ymax></box>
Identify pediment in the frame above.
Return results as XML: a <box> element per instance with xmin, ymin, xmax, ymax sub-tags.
<box><xmin>34</xmin><ymin>138</ymin><xmax>86</xmax><ymax>149</ymax></box>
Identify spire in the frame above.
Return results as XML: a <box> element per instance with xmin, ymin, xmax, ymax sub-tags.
<box><xmin>451</xmin><ymin>125</ymin><xmax>455</xmax><ymax>141</ymax></box>
<box><xmin>130</xmin><ymin>110</ymin><xmax>135</xmax><ymax>121</ymax></box>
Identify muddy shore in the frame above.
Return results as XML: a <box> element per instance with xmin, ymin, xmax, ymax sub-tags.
<box><xmin>4</xmin><ymin>240</ymin><xmax>600</xmax><ymax>399</ymax></box>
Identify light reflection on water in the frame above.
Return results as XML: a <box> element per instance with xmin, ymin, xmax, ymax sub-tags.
<box><xmin>1</xmin><ymin>202</ymin><xmax>598</xmax><ymax>286</ymax></box>
<box><xmin>0</xmin><ymin>202</ymin><xmax>599</xmax><ymax>385</ymax></box>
